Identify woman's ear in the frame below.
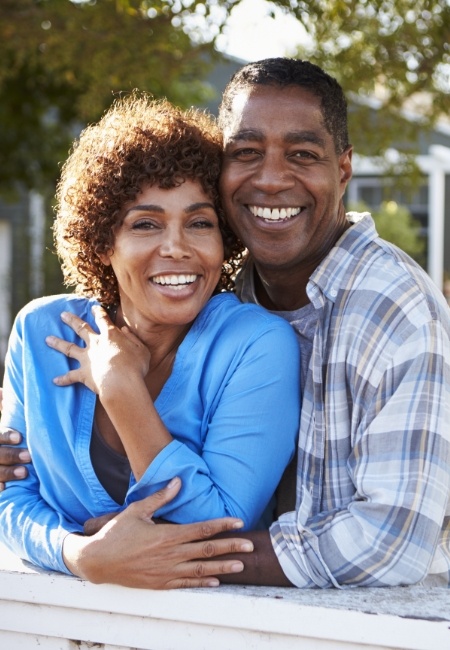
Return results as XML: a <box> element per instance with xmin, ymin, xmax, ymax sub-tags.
<box><xmin>98</xmin><ymin>250</ymin><xmax>112</xmax><ymax>266</ymax></box>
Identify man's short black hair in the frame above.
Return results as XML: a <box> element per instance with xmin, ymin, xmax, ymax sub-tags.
<box><xmin>218</xmin><ymin>58</ymin><xmax>349</xmax><ymax>154</ymax></box>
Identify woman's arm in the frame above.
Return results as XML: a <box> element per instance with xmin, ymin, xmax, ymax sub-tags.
<box><xmin>48</xmin><ymin>306</ymin><xmax>301</xmax><ymax>530</ymax></box>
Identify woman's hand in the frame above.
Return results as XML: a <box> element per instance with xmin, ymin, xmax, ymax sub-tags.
<box><xmin>46</xmin><ymin>306</ymin><xmax>150</xmax><ymax>398</ymax></box>
<box><xmin>64</xmin><ymin>477</ymin><xmax>254</xmax><ymax>589</ymax></box>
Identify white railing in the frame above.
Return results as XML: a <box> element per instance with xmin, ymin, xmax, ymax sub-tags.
<box><xmin>0</xmin><ymin>544</ymin><xmax>449</xmax><ymax>650</ymax></box>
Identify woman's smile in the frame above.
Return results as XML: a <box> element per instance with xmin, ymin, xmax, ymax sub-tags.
<box><xmin>100</xmin><ymin>180</ymin><xmax>224</xmax><ymax>330</ymax></box>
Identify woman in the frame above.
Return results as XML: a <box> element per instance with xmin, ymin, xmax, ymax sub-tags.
<box><xmin>0</xmin><ymin>94</ymin><xmax>300</xmax><ymax>582</ymax></box>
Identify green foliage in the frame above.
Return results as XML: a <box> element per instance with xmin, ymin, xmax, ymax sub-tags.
<box><xmin>0</xmin><ymin>0</ymin><xmax>227</xmax><ymax>193</ymax></box>
<box><xmin>350</xmin><ymin>200</ymin><xmax>426</xmax><ymax>265</ymax></box>
<box><xmin>270</xmin><ymin>0</ymin><xmax>450</xmax><ymax>176</ymax></box>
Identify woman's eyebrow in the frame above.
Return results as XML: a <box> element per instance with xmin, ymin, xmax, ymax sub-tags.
<box><xmin>184</xmin><ymin>202</ymin><xmax>215</xmax><ymax>213</ymax></box>
<box><xmin>125</xmin><ymin>204</ymin><xmax>164</xmax><ymax>215</ymax></box>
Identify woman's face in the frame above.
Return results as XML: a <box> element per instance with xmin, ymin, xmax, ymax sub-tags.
<box><xmin>101</xmin><ymin>180</ymin><xmax>224</xmax><ymax>329</ymax></box>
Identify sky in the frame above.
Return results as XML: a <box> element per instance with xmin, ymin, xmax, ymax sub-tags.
<box><xmin>214</xmin><ymin>0</ymin><xmax>310</xmax><ymax>62</ymax></box>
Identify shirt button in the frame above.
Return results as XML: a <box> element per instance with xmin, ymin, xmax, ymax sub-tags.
<box><xmin>330</xmin><ymin>289</ymin><xmax>338</xmax><ymax>297</ymax></box>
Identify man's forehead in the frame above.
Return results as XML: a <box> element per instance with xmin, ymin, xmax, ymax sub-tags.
<box><xmin>223</xmin><ymin>86</ymin><xmax>327</xmax><ymax>144</ymax></box>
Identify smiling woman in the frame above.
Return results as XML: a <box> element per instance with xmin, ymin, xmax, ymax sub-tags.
<box><xmin>0</xmin><ymin>93</ymin><xmax>301</xmax><ymax>589</ymax></box>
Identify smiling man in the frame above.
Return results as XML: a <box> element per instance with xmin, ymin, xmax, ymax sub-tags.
<box><xmin>1</xmin><ymin>58</ymin><xmax>449</xmax><ymax>589</ymax></box>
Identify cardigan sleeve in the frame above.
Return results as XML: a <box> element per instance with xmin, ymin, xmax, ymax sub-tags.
<box><xmin>125</xmin><ymin>317</ymin><xmax>301</xmax><ymax>530</ymax></box>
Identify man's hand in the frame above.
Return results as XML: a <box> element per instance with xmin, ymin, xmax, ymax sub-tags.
<box><xmin>63</xmin><ymin>477</ymin><xmax>254</xmax><ymax>589</ymax></box>
<box><xmin>0</xmin><ymin>426</ymin><xmax>32</xmax><ymax>491</ymax></box>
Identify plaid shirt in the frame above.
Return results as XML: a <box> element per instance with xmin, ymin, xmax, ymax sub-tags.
<box><xmin>236</xmin><ymin>213</ymin><xmax>450</xmax><ymax>588</ymax></box>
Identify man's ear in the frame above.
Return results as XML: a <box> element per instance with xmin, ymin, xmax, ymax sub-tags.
<box><xmin>339</xmin><ymin>145</ymin><xmax>353</xmax><ymax>191</ymax></box>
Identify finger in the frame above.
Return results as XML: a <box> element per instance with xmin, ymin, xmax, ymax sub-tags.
<box><xmin>133</xmin><ymin>477</ymin><xmax>183</xmax><ymax>523</ymax></box>
<box><xmin>0</xmin><ymin>464</ymin><xmax>29</xmax><ymax>483</ymax></box>
<box><xmin>163</xmin><ymin>514</ymin><xmax>246</xmax><ymax>547</ymax></box>
<box><xmin>52</xmin><ymin>369</ymin><xmax>85</xmax><ymax>387</ymax></box>
<box><xmin>92</xmin><ymin>305</ymin><xmax>115</xmax><ymax>334</ymax></box>
<box><xmin>120</xmin><ymin>326</ymin><xmax>144</xmax><ymax>347</ymax></box>
<box><xmin>60</xmin><ymin>311</ymin><xmax>96</xmax><ymax>342</ymax></box>
<box><xmin>46</xmin><ymin>335</ymin><xmax>83</xmax><ymax>361</ymax></box>
<box><xmin>84</xmin><ymin>512</ymin><xmax>118</xmax><ymax>536</ymax></box>
<box><xmin>0</xmin><ymin>427</ymin><xmax>23</xmax><ymax>445</ymax></box>
<box><xmin>185</xmin><ymin>535</ymin><xmax>253</xmax><ymax>560</ymax></box>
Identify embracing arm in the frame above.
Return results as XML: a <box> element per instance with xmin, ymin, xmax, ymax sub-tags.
<box><xmin>0</xmin><ymin>388</ymin><xmax>31</xmax><ymax>489</ymax></box>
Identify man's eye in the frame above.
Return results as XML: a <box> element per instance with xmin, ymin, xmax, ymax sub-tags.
<box><xmin>292</xmin><ymin>151</ymin><xmax>318</xmax><ymax>161</ymax></box>
<box><xmin>233</xmin><ymin>148</ymin><xmax>260</xmax><ymax>159</ymax></box>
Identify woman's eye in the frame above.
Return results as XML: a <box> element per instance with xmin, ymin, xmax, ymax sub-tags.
<box><xmin>132</xmin><ymin>219</ymin><xmax>158</xmax><ymax>230</ymax></box>
<box><xmin>191</xmin><ymin>219</ymin><xmax>215</xmax><ymax>229</ymax></box>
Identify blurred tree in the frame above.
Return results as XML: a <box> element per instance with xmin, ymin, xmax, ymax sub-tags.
<box><xmin>349</xmin><ymin>200</ymin><xmax>426</xmax><ymax>265</ymax></box>
<box><xmin>0</xmin><ymin>0</ymin><xmax>232</xmax><ymax>194</ymax></box>
<box><xmin>268</xmin><ymin>0</ymin><xmax>450</xmax><ymax>178</ymax></box>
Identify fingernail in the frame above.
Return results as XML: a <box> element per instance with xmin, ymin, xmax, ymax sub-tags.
<box><xmin>232</xmin><ymin>520</ymin><xmax>244</xmax><ymax>529</ymax></box>
<box><xmin>13</xmin><ymin>467</ymin><xmax>27</xmax><ymax>478</ymax></box>
<box><xmin>206</xmin><ymin>579</ymin><xmax>220</xmax><ymax>587</ymax></box>
<box><xmin>230</xmin><ymin>562</ymin><xmax>244</xmax><ymax>573</ymax></box>
<box><xmin>19</xmin><ymin>450</ymin><xmax>31</xmax><ymax>462</ymax></box>
<box><xmin>9</xmin><ymin>431</ymin><xmax>22</xmax><ymax>444</ymax></box>
<box><xmin>61</xmin><ymin>312</ymin><xmax>69</xmax><ymax>322</ymax></box>
<box><xmin>167</xmin><ymin>477</ymin><xmax>179</xmax><ymax>489</ymax></box>
<box><xmin>240</xmin><ymin>542</ymin><xmax>254</xmax><ymax>552</ymax></box>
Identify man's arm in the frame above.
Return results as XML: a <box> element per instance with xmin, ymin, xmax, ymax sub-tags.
<box><xmin>214</xmin><ymin>529</ymin><xmax>293</xmax><ymax>587</ymax></box>
<box><xmin>0</xmin><ymin>386</ymin><xmax>31</xmax><ymax>488</ymax></box>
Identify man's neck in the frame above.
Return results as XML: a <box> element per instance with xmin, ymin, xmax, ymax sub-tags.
<box><xmin>254</xmin><ymin>265</ymin><xmax>311</xmax><ymax>312</ymax></box>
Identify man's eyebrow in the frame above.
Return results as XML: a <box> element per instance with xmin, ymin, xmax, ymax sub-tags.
<box><xmin>226</xmin><ymin>129</ymin><xmax>264</xmax><ymax>143</ymax></box>
<box><xmin>226</xmin><ymin>129</ymin><xmax>327</xmax><ymax>148</ymax></box>
<box><xmin>285</xmin><ymin>131</ymin><xmax>326</xmax><ymax>147</ymax></box>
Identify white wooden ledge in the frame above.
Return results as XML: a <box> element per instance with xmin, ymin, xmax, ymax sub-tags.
<box><xmin>0</xmin><ymin>543</ymin><xmax>449</xmax><ymax>650</ymax></box>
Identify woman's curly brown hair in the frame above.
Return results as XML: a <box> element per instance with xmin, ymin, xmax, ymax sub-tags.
<box><xmin>54</xmin><ymin>92</ymin><xmax>245</xmax><ymax>305</ymax></box>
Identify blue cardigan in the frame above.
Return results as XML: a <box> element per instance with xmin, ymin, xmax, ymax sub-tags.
<box><xmin>0</xmin><ymin>292</ymin><xmax>300</xmax><ymax>575</ymax></box>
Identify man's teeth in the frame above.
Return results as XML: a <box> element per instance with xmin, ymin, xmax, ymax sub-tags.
<box><xmin>152</xmin><ymin>274</ymin><xmax>197</xmax><ymax>288</ymax></box>
<box><xmin>249</xmin><ymin>206</ymin><xmax>301</xmax><ymax>221</ymax></box>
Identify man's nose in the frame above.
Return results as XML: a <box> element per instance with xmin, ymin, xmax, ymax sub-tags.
<box><xmin>251</xmin><ymin>153</ymin><xmax>295</xmax><ymax>193</ymax></box>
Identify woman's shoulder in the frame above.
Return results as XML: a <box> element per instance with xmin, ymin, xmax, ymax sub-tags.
<box><xmin>198</xmin><ymin>292</ymin><xmax>298</xmax><ymax>341</ymax></box>
<box><xmin>14</xmin><ymin>294</ymin><xmax>99</xmax><ymax>326</ymax></box>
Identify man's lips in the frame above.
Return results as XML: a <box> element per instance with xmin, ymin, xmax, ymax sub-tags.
<box><xmin>248</xmin><ymin>205</ymin><xmax>303</xmax><ymax>222</ymax></box>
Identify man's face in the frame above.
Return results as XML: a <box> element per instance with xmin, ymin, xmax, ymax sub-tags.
<box><xmin>220</xmin><ymin>85</ymin><xmax>352</xmax><ymax>275</ymax></box>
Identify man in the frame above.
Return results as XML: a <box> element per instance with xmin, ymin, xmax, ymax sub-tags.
<box><xmin>1</xmin><ymin>58</ymin><xmax>449</xmax><ymax>588</ymax></box>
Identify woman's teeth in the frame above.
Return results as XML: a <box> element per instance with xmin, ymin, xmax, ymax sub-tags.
<box><xmin>152</xmin><ymin>274</ymin><xmax>197</xmax><ymax>289</ymax></box>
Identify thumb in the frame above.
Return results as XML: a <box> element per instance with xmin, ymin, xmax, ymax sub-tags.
<box><xmin>84</xmin><ymin>511</ymin><xmax>118</xmax><ymax>536</ymax></box>
<box><xmin>137</xmin><ymin>477</ymin><xmax>182</xmax><ymax>524</ymax></box>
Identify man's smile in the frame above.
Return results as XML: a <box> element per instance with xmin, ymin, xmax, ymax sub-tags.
<box><xmin>248</xmin><ymin>205</ymin><xmax>303</xmax><ymax>222</ymax></box>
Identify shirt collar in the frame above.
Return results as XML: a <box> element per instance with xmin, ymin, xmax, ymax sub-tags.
<box><xmin>236</xmin><ymin>212</ymin><xmax>377</xmax><ymax>309</ymax></box>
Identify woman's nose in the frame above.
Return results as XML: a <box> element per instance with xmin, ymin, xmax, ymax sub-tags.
<box><xmin>158</xmin><ymin>228</ymin><xmax>192</xmax><ymax>259</ymax></box>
